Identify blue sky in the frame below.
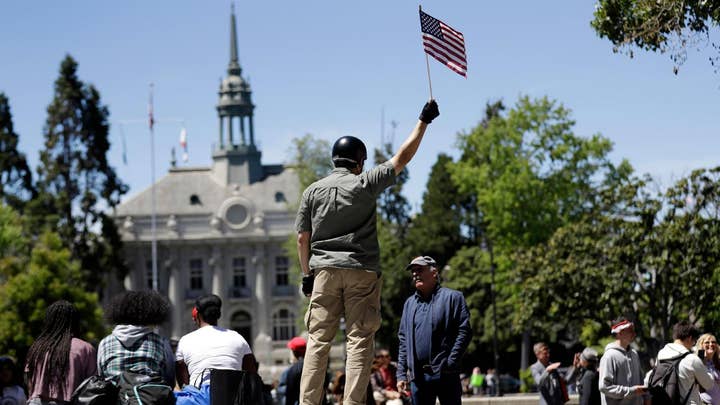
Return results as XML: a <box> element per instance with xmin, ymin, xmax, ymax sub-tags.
<box><xmin>1</xmin><ymin>1</ymin><xmax>718</xmax><ymax>210</ymax></box>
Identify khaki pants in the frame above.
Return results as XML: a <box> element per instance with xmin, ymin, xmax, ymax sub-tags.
<box><xmin>300</xmin><ymin>267</ymin><xmax>382</xmax><ymax>405</ymax></box>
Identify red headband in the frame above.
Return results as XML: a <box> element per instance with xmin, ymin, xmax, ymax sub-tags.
<box><xmin>611</xmin><ymin>320</ymin><xmax>633</xmax><ymax>334</ymax></box>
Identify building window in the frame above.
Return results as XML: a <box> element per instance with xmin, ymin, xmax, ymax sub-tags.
<box><xmin>233</xmin><ymin>257</ymin><xmax>246</xmax><ymax>288</ymax></box>
<box><xmin>275</xmin><ymin>256</ymin><xmax>289</xmax><ymax>286</ymax></box>
<box><xmin>231</xmin><ymin>311</ymin><xmax>253</xmax><ymax>346</ymax></box>
<box><xmin>145</xmin><ymin>260</ymin><xmax>153</xmax><ymax>290</ymax></box>
<box><xmin>275</xmin><ymin>192</ymin><xmax>285</xmax><ymax>202</ymax></box>
<box><xmin>189</xmin><ymin>258</ymin><xmax>203</xmax><ymax>290</ymax></box>
<box><xmin>272</xmin><ymin>308</ymin><xmax>296</xmax><ymax>341</ymax></box>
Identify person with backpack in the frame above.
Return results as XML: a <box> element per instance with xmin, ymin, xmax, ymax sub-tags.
<box><xmin>98</xmin><ymin>291</ymin><xmax>175</xmax><ymax>384</ymax></box>
<box><xmin>25</xmin><ymin>301</ymin><xmax>96</xmax><ymax>405</ymax></box>
<box><xmin>653</xmin><ymin>321</ymin><xmax>715</xmax><ymax>405</ymax></box>
<box><xmin>598</xmin><ymin>317</ymin><xmax>648</xmax><ymax>405</ymax></box>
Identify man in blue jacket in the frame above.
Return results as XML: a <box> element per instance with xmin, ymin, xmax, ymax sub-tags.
<box><xmin>396</xmin><ymin>256</ymin><xmax>472</xmax><ymax>405</ymax></box>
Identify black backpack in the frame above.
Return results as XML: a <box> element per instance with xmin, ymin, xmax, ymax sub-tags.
<box><xmin>117</xmin><ymin>371</ymin><xmax>176</xmax><ymax>405</ymax></box>
<box><xmin>208</xmin><ymin>369</ymin><xmax>271</xmax><ymax>405</ymax></box>
<box><xmin>70</xmin><ymin>375</ymin><xmax>119</xmax><ymax>405</ymax></box>
<box><xmin>647</xmin><ymin>351</ymin><xmax>695</xmax><ymax>405</ymax></box>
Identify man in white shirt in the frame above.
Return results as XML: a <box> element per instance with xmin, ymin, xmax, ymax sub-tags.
<box><xmin>175</xmin><ymin>294</ymin><xmax>256</xmax><ymax>387</ymax></box>
<box><xmin>655</xmin><ymin>321</ymin><xmax>715</xmax><ymax>405</ymax></box>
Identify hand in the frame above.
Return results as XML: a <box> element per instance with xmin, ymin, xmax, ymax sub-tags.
<box><xmin>633</xmin><ymin>385</ymin><xmax>647</xmax><ymax>394</ymax></box>
<box><xmin>573</xmin><ymin>353</ymin><xmax>581</xmax><ymax>367</ymax></box>
<box><xmin>546</xmin><ymin>362</ymin><xmax>561</xmax><ymax>372</ymax></box>
<box><xmin>302</xmin><ymin>272</ymin><xmax>314</xmax><ymax>296</ymax></box>
<box><xmin>386</xmin><ymin>390</ymin><xmax>401</xmax><ymax>399</ymax></box>
<box><xmin>419</xmin><ymin>100</ymin><xmax>439</xmax><ymax>124</ymax></box>
<box><xmin>397</xmin><ymin>381</ymin><xmax>407</xmax><ymax>393</ymax></box>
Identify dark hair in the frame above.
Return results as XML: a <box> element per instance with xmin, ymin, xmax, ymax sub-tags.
<box><xmin>672</xmin><ymin>321</ymin><xmax>700</xmax><ymax>341</ymax></box>
<box><xmin>0</xmin><ymin>356</ymin><xmax>22</xmax><ymax>389</ymax></box>
<box><xmin>106</xmin><ymin>290</ymin><xmax>170</xmax><ymax>326</ymax></box>
<box><xmin>25</xmin><ymin>301</ymin><xmax>78</xmax><ymax>396</ymax></box>
<box><xmin>195</xmin><ymin>294</ymin><xmax>222</xmax><ymax>325</ymax></box>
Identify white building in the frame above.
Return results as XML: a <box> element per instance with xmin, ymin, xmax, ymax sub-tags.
<box><xmin>114</xmin><ymin>9</ymin><xmax>302</xmax><ymax>377</ymax></box>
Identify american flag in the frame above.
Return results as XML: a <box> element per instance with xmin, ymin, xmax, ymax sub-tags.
<box><xmin>419</xmin><ymin>9</ymin><xmax>467</xmax><ymax>77</ymax></box>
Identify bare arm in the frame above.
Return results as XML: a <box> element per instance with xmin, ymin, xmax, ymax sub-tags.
<box><xmin>390</xmin><ymin>120</ymin><xmax>428</xmax><ymax>175</ymax></box>
<box><xmin>176</xmin><ymin>360</ymin><xmax>190</xmax><ymax>387</ymax></box>
<box><xmin>297</xmin><ymin>231</ymin><xmax>311</xmax><ymax>275</ymax></box>
<box><xmin>242</xmin><ymin>353</ymin><xmax>259</xmax><ymax>373</ymax></box>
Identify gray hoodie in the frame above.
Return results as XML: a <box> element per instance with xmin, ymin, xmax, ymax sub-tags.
<box><xmin>599</xmin><ymin>342</ymin><xmax>645</xmax><ymax>405</ymax></box>
<box><xmin>656</xmin><ymin>343</ymin><xmax>715</xmax><ymax>405</ymax></box>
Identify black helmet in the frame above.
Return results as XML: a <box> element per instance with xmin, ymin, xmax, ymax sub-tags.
<box><xmin>332</xmin><ymin>136</ymin><xmax>367</xmax><ymax>169</ymax></box>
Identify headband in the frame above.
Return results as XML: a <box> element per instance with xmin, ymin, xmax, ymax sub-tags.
<box><xmin>611</xmin><ymin>320</ymin><xmax>633</xmax><ymax>334</ymax></box>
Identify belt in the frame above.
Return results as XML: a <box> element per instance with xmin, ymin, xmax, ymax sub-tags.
<box><xmin>421</xmin><ymin>364</ymin><xmax>433</xmax><ymax>373</ymax></box>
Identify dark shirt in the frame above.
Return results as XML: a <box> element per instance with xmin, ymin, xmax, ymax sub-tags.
<box><xmin>578</xmin><ymin>368</ymin><xmax>600</xmax><ymax>405</ymax></box>
<box><xmin>413</xmin><ymin>299</ymin><xmax>433</xmax><ymax>367</ymax></box>
<box><xmin>285</xmin><ymin>360</ymin><xmax>303</xmax><ymax>405</ymax></box>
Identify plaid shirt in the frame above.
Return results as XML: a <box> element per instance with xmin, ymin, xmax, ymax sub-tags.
<box><xmin>97</xmin><ymin>330</ymin><xmax>171</xmax><ymax>381</ymax></box>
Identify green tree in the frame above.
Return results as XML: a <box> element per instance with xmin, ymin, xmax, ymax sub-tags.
<box><xmin>591</xmin><ymin>0</ymin><xmax>720</xmax><ymax>73</ymax></box>
<box><xmin>283</xmin><ymin>134</ymin><xmax>333</xmax><ymax>330</ymax></box>
<box><xmin>30</xmin><ymin>55</ymin><xmax>128</xmax><ymax>289</ymax></box>
<box><xmin>0</xmin><ymin>204</ymin><xmax>104</xmax><ymax>360</ymax></box>
<box><xmin>0</xmin><ymin>93</ymin><xmax>35</xmax><ymax>210</ymax></box>
<box><xmin>446</xmin><ymin>96</ymin><xmax>623</xmax><ymax>368</ymax></box>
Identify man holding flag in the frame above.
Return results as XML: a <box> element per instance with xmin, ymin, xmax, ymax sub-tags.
<box><xmin>295</xmin><ymin>98</ymin><xmax>439</xmax><ymax>405</ymax></box>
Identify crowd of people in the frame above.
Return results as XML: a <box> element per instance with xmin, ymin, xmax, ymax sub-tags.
<box><xmin>532</xmin><ymin>318</ymin><xmax>720</xmax><ymax>405</ymax></box>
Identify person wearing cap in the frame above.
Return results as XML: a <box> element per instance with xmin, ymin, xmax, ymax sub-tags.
<box><xmin>295</xmin><ymin>100</ymin><xmax>439</xmax><ymax>405</ymax></box>
<box><xmin>598</xmin><ymin>317</ymin><xmax>648</xmax><ymax>405</ymax></box>
<box><xmin>175</xmin><ymin>294</ymin><xmax>255</xmax><ymax>388</ymax></box>
<box><xmin>576</xmin><ymin>348</ymin><xmax>600</xmax><ymax>405</ymax></box>
<box><xmin>279</xmin><ymin>337</ymin><xmax>315</xmax><ymax>405</ymax></box>
<box><xmin>396</xmin><ymin>255</ymin><xmax>471</xmax><ymax>405</ymax></box>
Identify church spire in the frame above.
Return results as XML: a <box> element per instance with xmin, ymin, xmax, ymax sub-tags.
<box><xmin>228</xmin><ymin>4</ymin><xmax>241</xmax><ymax>76</ymax></box>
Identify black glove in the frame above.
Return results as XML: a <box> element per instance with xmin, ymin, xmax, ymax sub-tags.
<box><xmin>419</xmin><ymin>100</ymin><xmax>439</xmax><ymax>124</ymax></box>
<box><xmin>302</xmin><ymin>272</ymin><xmax>315</xmax><ymax>296</ymax></box>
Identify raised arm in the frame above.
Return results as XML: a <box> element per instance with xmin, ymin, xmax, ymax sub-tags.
<box><xmin>389</xmin><ymin>100</ymin><xmax>439</xmax><ymax>175</ymax></box>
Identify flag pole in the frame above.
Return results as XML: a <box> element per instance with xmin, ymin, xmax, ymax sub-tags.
<box><xmin>419</xmin><ymin>5</ymin><xmax>434</xmax><ymax>100</ymax></box>
<box><xmin>149</xmin><ymin>83</ymin><xmax>158</xmax><ymax>292</ymax></box>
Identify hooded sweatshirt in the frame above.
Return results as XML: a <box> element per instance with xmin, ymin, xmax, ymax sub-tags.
<box><xmin>97</xmin><ymin>325</ymin><xmax>175</xmax><ymax>384</ymax></box>
<box><xmin>599</xmin><ymin>342</ymin><xmax>645</xmax><ymax>405</ymax></box>
<box><xmin>656</xmin><ymin>342</ymin><xmax>715</xmax><ymax>405</ymax></box>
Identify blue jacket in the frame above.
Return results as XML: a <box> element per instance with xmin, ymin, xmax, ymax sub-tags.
<box><xmin>396</xmin><ymin>285</ymin><xmax>472</xmax><ymax>382</ymax></box>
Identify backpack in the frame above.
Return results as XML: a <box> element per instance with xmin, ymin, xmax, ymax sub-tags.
<box><xmin>117</xmin><ymin>371</ymin><xmax>176</xmax><ymax>405</ymax></box>
<box><xmin>647</xmin><ymin>351</ymin><xmax>695</xmax><ymax>405</ymax></box>
<box><xmin>70</xmin><ymin>375</ymin><xmax>119</xmax><ymax>405</ymax></box>
<box><xmin>208</xmin><ymin>369</ymin><xmax>271</xmax><ymax>405</ymax></box>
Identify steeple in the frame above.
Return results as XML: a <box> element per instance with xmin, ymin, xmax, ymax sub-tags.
<box><xmin>228</xmin><ymin>4</ymin><xmax>241</xmax><ymax>76</ymax></box>
<box><xmin>213</xmin><ymin>5</ymin><xmax>262</xmax><ymax>186</ymax></box>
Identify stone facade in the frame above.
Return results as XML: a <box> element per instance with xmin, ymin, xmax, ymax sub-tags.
<box><xmin>113</xmin><ymin>8</ymin><xmax>304</xmax><ymax>379</ymax></box>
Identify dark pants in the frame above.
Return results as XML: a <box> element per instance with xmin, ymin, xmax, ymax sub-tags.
<box><xmin>410</xmin><ymin>372</ymin><xmax>461</xmax><ymax>405</ymax></box>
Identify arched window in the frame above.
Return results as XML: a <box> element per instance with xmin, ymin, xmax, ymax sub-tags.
<box><xmin>231</xmin><ymin>311</ymin><xmax>253</xmax><ymax>347</ymax></box>
<box><xmin>272</xmin><ymin>308</ymin><xmax>296</xmax><ymax>341</ymax></box>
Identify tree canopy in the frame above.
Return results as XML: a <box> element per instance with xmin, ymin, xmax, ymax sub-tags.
<box><xmin>591</xmin><ymin>0</ymin><xmax>720</xmax><ymax>73</ymax></box>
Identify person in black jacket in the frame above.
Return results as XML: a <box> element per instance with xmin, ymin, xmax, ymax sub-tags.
<box><xmin>577</xmin><ymin>348</ymin><xmax>600</xmax><ymax>405</ymax></box>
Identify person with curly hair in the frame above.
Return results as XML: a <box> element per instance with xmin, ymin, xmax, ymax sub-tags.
<box><xmin>696</xmin><ymin>333</ymin><xmax>720</xmax><ymax>405</ymax></box>
<box><xmin>97</xmin><ymin>290</ymin><xmax>175</xmax><ymax>384</ymax></box>
<box><xmin>24</xmin><ymin>300</ymin><xmax>96</xmax><ymax>405</ymax></box>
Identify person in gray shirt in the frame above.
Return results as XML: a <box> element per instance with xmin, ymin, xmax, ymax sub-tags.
<box><xmin>598</xmin><ymin>317</ymin><xmax>648</xmax><ymax>405</ymax></box>
<box><xmin>295</xmin><ymin>100</ymin><xmax>439</xmax><ymax>405</ymax></box>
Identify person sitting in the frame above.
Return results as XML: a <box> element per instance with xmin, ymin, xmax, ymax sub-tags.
<box><xmin>25</xmin><ymin>301</ymin><xmax>96</xmax><ymax>405</ymax></box>
<box><xmin>371</xmin><ymin>350</ymin><xmax>403</xmax><ymax>405</ymax></box>
<box><xmin>1</xmin><ymin>356</ymin><xmax>26</xmax><ymax>405</ymax></box>
<box><xmin>175</xmin><ymin>294</ymin><xmax>255</xmax><ymax>388</ymax></box>
<box><xmin>97</xmin><ymin>290</ymin><xmax>175</xmax><ymax>384</ymax></box>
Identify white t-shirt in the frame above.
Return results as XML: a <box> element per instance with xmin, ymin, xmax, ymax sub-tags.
<box><xmin>176</xmin><ymin>325</ymin><xmax>253</xmax><ymax>386</ymax></box>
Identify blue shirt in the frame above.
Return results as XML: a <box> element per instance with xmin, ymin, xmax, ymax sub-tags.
<box><xmin>413</xmin><ymin>299</ymin><xmax>432</xmax><ymax>366</ymax></box>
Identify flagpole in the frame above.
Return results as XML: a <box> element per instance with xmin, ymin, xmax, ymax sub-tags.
<box><xmin>149</xmin><ymin>83</ymin><xmax>158</xmax><ymax>292</ymax></box>
<box><xmin>419</xmin><ymin>5</ymin><xmax>434</xmax><ymax>100</ymax></box>
<box><xmin>425</xmin><ymin>54</ymin><xmax>434</xmax><ymax>100</ymax></box>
